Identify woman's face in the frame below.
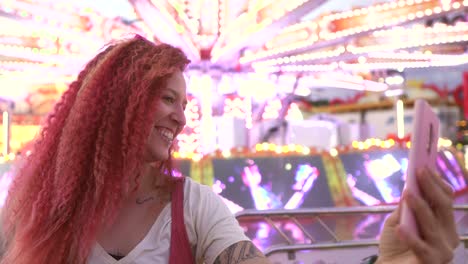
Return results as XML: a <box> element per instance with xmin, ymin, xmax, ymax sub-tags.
<box><xmin>145</xmin><ymin>71</ymin><xmax>187</xmax><ymax>162</ymax></box>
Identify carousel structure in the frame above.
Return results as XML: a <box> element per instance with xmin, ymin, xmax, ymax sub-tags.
<box><xmin>0</xmin><ymin>1</ymin><xmax>468</xmax><ymax>262</ymax></box>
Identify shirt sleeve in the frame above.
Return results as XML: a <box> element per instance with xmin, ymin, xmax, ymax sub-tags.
<box><xmin>187</xmin><ymin>181</ymin><xmax>250</xmax><ymax>264</ymax></box>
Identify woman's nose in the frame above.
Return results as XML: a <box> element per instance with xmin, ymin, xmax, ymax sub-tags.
<box><xmin>171</xmin><ymin>106</ymin><xmax>186</xmax><ymax>127</ymax></box>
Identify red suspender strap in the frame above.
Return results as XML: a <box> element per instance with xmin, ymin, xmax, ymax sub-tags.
<box><xmin>169</xmin><ymin>177</ymin><xmax>195</xmax><ymax>264</ymax></box>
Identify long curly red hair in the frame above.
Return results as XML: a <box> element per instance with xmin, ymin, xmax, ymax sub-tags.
<box><xmin>0</xmin><ymin>36</ymin><xmax>190</xmax><ymax>264</ymax></box>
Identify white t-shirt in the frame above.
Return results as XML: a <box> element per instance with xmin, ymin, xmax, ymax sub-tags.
<box><xmin>88</xmin><ymin>177</ymin><xmax>249</xmax><ymax>264</ymax></box>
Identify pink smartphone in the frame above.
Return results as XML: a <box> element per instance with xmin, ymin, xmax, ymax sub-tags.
<box><xmin>400</xmin><ymin>99</ymin><xmax>440</xmax><ymax>236</ymax></box>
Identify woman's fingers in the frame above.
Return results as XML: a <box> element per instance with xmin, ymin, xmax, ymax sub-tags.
<box><xmin>398</xmin><ymin>224</ymin><xmax>454</xmax><ymax>264</ymax></box>
<box><xmin>406</xmin><ymin>192</ymin><xmax>439</xmax><ymax>243</ymax></box>
<box><xmin>386</xmin><ymin>191</ymin><xmax>404</xmax><ymax>227</ymax></box>
<box><xmin>396</xmin><ymin>225</ymin><xmax>431</xmax><ymax>261</ymax></box>
<box><xmin>416</xmin><ymin>168</ymin><xmax>459</xmax><ymax>250</ymax></box>
<box><xmin>417</xmin><ymin>168</ymin><xmax>452</xmax><ymax>212</ymax></box>
<box><xmin>428</xmin><ymin>168</ymin><xmax>454</xmax><ymax>197</ymax></box>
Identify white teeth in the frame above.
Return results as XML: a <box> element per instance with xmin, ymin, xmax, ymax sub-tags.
<box><xmin>156</xmin><ymin>127</ymin><xmax>174</xmax><ymax>142</ymax></box>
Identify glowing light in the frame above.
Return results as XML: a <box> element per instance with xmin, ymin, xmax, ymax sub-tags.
<box><xmin>275</xmin><ymin>146</ymin><xmax>282</xmax><ymax>154</ymax></box>
<box><xmin>221</xmin><ymin>150</ymin><xmax>231</xmax><ymax>158</ymax></box>
<box><xmin>329</xmin><ymin>148</ymin><xmax>338</xmax><ymax>157</ymax></box>
<box><xmin>255</xmin><ymin>144</ymin><xmax>262</xmax><ymax>152</ymax></box>
<box><xmin>396</xmin><ymin>100</ymin><xmax>405</xmax><ymax>139</ymax></box>
<box><xmin>286</xmin><ymin>103</ymin><xmax>303</xmax><ymax>121</ymax></box>
<box><xmin>262</xmin><ymin>99</ymin><xmax>282</xmax><ymax>120</ymax></box>
<box><xmin>2</xmin><ymin>111</ymin><xmax>9</xmax><ymax>156</ymax></box>
<box><xmin>192</xmin><ymin>153</ymin><xmax>202</xmax><ymax>162</ymax></box>
<box><xmin>385</xmin><ymin>75</ymin><xmax>405</xmax><ymax>86</ymax></box>
<box><xmin>176</xmin><ymin>97</ymin><xmax>202</xmax><ymax>156</ymax></box>
<box><xmin>224</xmin><ymin>97</ymin><xmax>248</xmax><ymax>119</ymax></box>
<box><xmin>358</xmin><ymin>56</ymin><xmax>367</xmax><ymax>64</ymax></box>
<box><xmin>438</xmin><ymin>138</ymin><xmax>453</xmax><ymax>148</ymax></box>
<box><xmin>251</xmin><ymin>46</ymin><xmax>345</xmax><ymax>67</ymax></box>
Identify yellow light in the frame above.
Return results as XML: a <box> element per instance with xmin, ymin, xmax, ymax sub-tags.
<box><xmin>446</xmin><ymin>139</ymin><xmax>453</xmax><ymax>147</ymax></box>
<box><xmin>295</xmin><ymin>145</ymin><xmax>303</xmax><ymax>153</ymax></box>
<box><xmin>382</xmin><ymin>140</ymin><xmax>393</xmax><ymax>148</ymax></box>
<box><xmin>365</xmin><ymin>142</ymin><xmax>373</xmax><ymax>149</ymax></box>
<box><xmin>255</xmin><ymin>144</ymin><xmax>262</xmax><ymax>152</ymax></box>
<box><xmin>221</xmin><ymin>150</ymin><xmax>231</xmax><ymax>158</ymax></box>
<box><xmin>358</xmin><ymin>56</ymin><xmax>367</xmax><ymax>64</ymax></box>
<box><xmin>192</xmin><ymin>154</ymin><xmax>202</xmax><ymax>162</ymax></box>
<box><xmin>438</xmin><ymin>138</ymin><xmax>453</xmax><ymax>148</ymax></box>
<box><xmin>302</xmin><ymin>147</ymin><xmax>310</xmax><ymax>155</ymax></box>
<box><xmin>269</xmin><ymin>143</ymin><xmax>276</xmax><ymax>151</ymax></box>
<box><xmin>352</xmin><ymin>141</ymin><xmax>359</xmax><ymax>148</ymax></box>
<box><xmin>357</xmin><ymin>142</ymin><xmax>365</xmax><ymax>150</ymax></box>
<box><xmin>375</xmin><ymin>139</ymin><xmax>382</xmax><ymax>146</ymax></box>
<box><xmin>275</xmin><ymin>146</ymin><xmax>282</xmax><ymax>154</ymax></box>
<box><xmin>2</xmin><ymin>111</ymin><xmax>9</xmax><ymax>156</ymax></box>
<box><xmin>396</xmin><ymin>100</ymin><xmax>405</xmax><ymax>139</ymax></box>
<box><xmin>329</xmin><ymin>148</ymin><xmax>338</xmax><ymax>157</ymax></box>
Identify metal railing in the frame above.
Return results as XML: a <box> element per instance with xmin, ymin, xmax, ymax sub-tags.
<box><xmin>262</xmin><ymin>236</ymin><xmax>468</xmax><ymax>257</ymax></box>
<box><xmin>235</xmin><ymin>205</ymin><xmax>468</xmax><ymax>257</ymax></box>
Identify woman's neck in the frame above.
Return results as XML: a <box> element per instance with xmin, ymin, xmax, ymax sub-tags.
<box><xmin>125</xmin><ymin>162</ymin><xmax>168</xmax><ymax>205</ymax></box>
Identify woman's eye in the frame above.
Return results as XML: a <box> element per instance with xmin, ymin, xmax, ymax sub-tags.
<box><xmin>163</xmin><ymin>96</ymin><xmax>175</xmax><ymax>103</ymax></box>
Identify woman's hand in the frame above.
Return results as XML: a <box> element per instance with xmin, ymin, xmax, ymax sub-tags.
<box><xmin>376</xmin><ymin>167</ymin><xmax>459</xmax><ymax>264</ymax></box>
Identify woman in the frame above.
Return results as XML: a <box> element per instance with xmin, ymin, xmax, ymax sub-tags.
<box><xmin>0</xmin><ymin>35</ymin><xmax>458</xmax><ymax>264</ymax></box>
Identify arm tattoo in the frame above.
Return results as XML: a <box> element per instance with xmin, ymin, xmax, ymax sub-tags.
<box><xmin>213</xmin><ymin>241</ymin><xmax>266</xmax><ymax>264</ymax></box>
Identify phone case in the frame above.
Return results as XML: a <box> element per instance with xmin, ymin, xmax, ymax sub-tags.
<box><xmin>400</xmin><ymin>99</ymin><xmax>440</xmax><ymax>236</ymax></box>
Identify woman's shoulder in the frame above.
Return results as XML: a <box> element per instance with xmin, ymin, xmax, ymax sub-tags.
<box><xmin>182</xmin><ymin>177</ymin><xmax>213</xmax><ymax>200</ymax></box>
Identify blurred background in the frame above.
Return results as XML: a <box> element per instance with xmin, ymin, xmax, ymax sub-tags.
<box><xmin>0</xmin><ymin>0</ymin><xmax>468</xmax><ymax>263</ymax></box>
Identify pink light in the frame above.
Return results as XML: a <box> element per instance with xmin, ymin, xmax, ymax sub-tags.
<box><xmin>223</xmin><ymin>96</ymin><xmax>249</xmax><ymax>119</ymax></box>
<box><xmin>262</xmin><ymin>99</ymin><xmax>282</xmax><ymax>120</ymax></box>
<box><xmin>176</xmin><ymin>97</ymin><xmax>202</xmax><ymax>155</ymax></box>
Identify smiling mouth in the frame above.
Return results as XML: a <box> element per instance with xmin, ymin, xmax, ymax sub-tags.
<box><xmin>155</xmin><ymin>127</ymin><xmax>174</xmax><ymax>144</ymax></box>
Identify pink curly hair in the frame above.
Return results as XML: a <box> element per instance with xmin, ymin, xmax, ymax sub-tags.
<box><xmin>0</xmin><ymin>36</ymin><xmax>190</xmax><ymax>264</ymax></box>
